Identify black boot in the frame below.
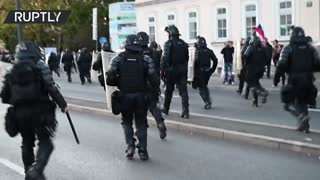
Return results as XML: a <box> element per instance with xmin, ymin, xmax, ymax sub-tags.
<box><xmin>157</xmin><ymin>121</ymin><xmax>167</xmax><ymax>139</ymax></box>
<box><xmin>204</xmin><ymin>102</ymin><xmax>212</xmax><ymax>110</ymax></box>
<box><xmin>25</xmin><ymin>166</ymin><xmax>46</xmax><ymax>180</ymax></box>
<box><xmin>161</xmin><ymin>108</ymin><xmax>169</xmax><ymax>115</ymax></box>
<box><xmin>180</xmin><ymin>110</ymin><xmax>189</xmax><ymax>119</ymax></box>
<box><xmin>125</xmin><ymin>145</ymin><xmax>135</xmax><ymax>159</ymax></box>
<box><xmin>138</xmin><ymin>147</ymin><xmax>149</xmax><ymax>161</ymax></box>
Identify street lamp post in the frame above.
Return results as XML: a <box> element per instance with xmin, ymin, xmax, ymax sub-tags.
<box><xmin>16</xmin><ymin>0</ymin><xmax>23</xmax><ymax>43</ymax></box>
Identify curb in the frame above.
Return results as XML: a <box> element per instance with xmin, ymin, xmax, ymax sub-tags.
<box><xmin>68</xmin><ymin>103</ymin><xmax>320</xmax><ymax>157</ymax></box>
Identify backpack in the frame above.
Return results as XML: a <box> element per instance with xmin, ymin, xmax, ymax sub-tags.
<box><xmin>9</xmin><ymin>60</ymin><xmax>42</xmax><ymax>104</ymax></box>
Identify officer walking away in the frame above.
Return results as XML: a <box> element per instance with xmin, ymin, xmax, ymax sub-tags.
<box><xmin>243</xmin><ymin>32</ymin><xmax>269</xmax><ymax>107</ymax></box>
<box><xmin>61</xmin><ymin>48</ymin><xmax>74</xmax><ymax>83</ymax></box>
<box><xmin>149</xmin><ymin>41</ymin><xmax>162</xmax><ymax>74</ymax></box>
<box><xmin>77</xmin><ymin>47</ymin><xmax>92</xmax><ymax>85</ymax></box>
<box><xmin>0</xmin><ymin>41</ymin><xmax>68</xmax><ymax>180</ymax></box>
<box><xmin>237</xmin><ymin>37</ymin><xmax>250</xmax><ymax>97</ymax></box>
<box><xmin>92</xmin><ymin>42</ymin><xmax>114</xmax><ymax>90</ymax></box>
<box><xmin>192</xmin><ymin>36</ymin><xmax>218</xmax><ymax>109</ymax></box>
<box><xmin>106</xmin><ymin>35</ymin><xmax>160</xmax><ymax>160</ymax></box>
<box><xmin>47</xmin><ymin>52</ymin><xmax>60</xmax><ymax>77</ymax></box>
<box><xmin>274</xmin><ymin>27</ymin><xmax>320</xmax><ymax>133</ymax></box>
<box><xmin>160</xmin><ymin>25</ymin><xmax>190</xmax><ymax>118</ymax></box>
<box><xmin>137</xmin><ymin>32</ymin><xmax>167</xmax><ymax>139</ymax></box>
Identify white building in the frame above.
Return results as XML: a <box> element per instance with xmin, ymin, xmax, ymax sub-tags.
<box><xmin>135</xmin><ymin>0</ymin><xmax>320</xmax><ymax>68</ymax></box>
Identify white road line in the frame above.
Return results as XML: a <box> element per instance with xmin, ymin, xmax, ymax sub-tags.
<box><xmin>0</xmin><ymin>158</ymin><xmax>25</xmax><ymax>176</ymax></box>
<box><xmin>309</xmin><ymin>108</ymin><xmax>320</xmax><ymax>113</ymax></box>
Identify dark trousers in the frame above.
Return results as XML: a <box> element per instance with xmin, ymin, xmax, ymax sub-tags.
<box><xmin>238</xmin><ymin>68</ymin><xmax>247</xmax><ymax>94</ymax></box>
<box><xmin>49</xmin><ymin>67</ymin><xmax>60</xmax><ymax>77</ymax></box>
<box><xmin>266</xmin><ymin>64</ymin><xmax>271</xmax><ymax>78</ymax></box>
<box><xmin>149</xmin><ymin>98</ymin><xmax>164</xmax><ymax>124</ymax></box>
<box><xmin>15</xmin><ymin>105</ymin><xmax>56</xmax><ymax>173</ymax></box>
<box><xmin>197</xmin><ymin>70</ymin><xmax>211</xmax><ymax>105</ymax></box>
<box><xmin>79</xmin><ymin>70</ymin><xmax>91</xmax><ymax>84</ymax></box>
<box><xmin>163</xmin><ymin>71</ymin><xmax>189</xmax><ymax>113</ymax></box>
<box><xmin>121</xmin><ymin>92</ymin><xmax>148</xmax><ymax>148</ymax></box>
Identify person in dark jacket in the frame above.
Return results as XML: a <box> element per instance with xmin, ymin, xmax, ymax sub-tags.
<box><xmin>92</xmin><ymin>42</ymin><xmax>114</xmax><ymax>90</ymax></box>
<box><xmin>193</xmin><ymin>36</ymin><xmax>218</xmax><ymax>109</ymax></box>
<box><xmin>274</xmin><ymin>27</ymin><xmax>320</xmax><ymax>133</ymax></box>
<box><xmin>106</xmin><ymin>35</ymin><xmax>159</xmax><ymax>160</ymax></box>
<box><xmin>77</xmin><ymin>47</ymin><xmax>92</xmax><ymax>85</ymax></box>
<box><xmin>237</xmin><ymin>37</ymin><xmax>251</xmax><ymax>97</ymax></box>
<box><xmin>47</xmin><ymin>52</ymin><xmax>60</xmax><ymax>77</ymax></box>
<box><xmin>137</xmin><ymin>32</ymin><xmax>167</xmax><ymax>139</ymax></box>
<box><xmin>221</xmin><ymin>41</ymin><xmax>235</xmax><ymax>84</ymax></box>
<box><xmin>0</xmin><ymin>41</ymin><xmax>68</xmax><ymax>180</ymax></box>
<box><xmin>161</xmin><ymin>25</ymin><xmax>190</xmax><ymax>118</ymax></box>
<box><xmin>272</xmin><ymin>40</ymin><xmax>285</xmax><ymax>86</ymax></box>
<box><xmin>243</xmin><ymin>36</ymin><xmax>269</xmax><ymax>107</ymax></box>
<box><xmin>265</xmin><ymin>39</ymin><xmax>273</xmax><ymax>78</ymax></box>
<box><xmin>61</xmin><ymin>48</ymin><xmax>74</xmax><ymax>82</ymax></box>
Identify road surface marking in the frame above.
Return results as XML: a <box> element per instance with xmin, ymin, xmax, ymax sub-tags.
<box><xmin>0</xmin><ymin>158</ymin><xmax>24</xmax><ymax>176</ymax></box>
<box><xmin>309</xmin><ymin>108</ymin><xmax>320</xmax><ymax>113</ymax></box>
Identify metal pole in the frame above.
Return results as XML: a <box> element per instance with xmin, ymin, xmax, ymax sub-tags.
<box><xmin>16</xmin><ymin>0</ymin><xmax>23</xmax><ymax>42</ymax></box>
<box><xmin>96</xmin><ymin>2</ymin><xmax>99</xmax><ymax>52</ymax></box>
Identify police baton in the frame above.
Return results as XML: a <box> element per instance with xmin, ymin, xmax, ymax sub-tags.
<box><xmin>66</xmin><ymin>112</ymin><xmax>80</xmax><ymax>144</ymax></box>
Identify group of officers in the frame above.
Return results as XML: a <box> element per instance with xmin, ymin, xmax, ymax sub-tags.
<box><xmin>0</xmin><ymin>24</ymin><xmax>320</xmax><ymax>179</ymax></box>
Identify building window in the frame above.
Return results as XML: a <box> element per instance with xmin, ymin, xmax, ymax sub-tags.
<box><xmin>279</xmin><ymin>0</ymin><xmax>293</xmax><ymax>37</ymax></box>
<box><xmin>244</xmin><ymin>4</ymin><xmax>257</xmax><ymax>37</ymax></box>
<box><xmin>148</xmin><ymin>16</ymin><xmax>156</xmax><ymax>42</ymax></box>
<box><xmin>188</xmin><ymin>11</ymin><xmax>198</xmax><ymax>40</ymax></box>
<box><xmin>217</xmin><ymin>8</ymin><xmax>227</xmax><ymax>39</ymax></box>
<box><xmin>167</xmin><ymin>14</ymin><xmax>176</xmax><ymax>25</ymax></box>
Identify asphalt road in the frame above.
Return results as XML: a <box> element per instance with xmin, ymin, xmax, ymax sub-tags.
<box><xmin>0</xmin><ymin>104</ymin><xmax>319</xmax><ymax>180</ymax></box>
<box><xmin>53</xmin><ymin>71</ymin><xmax>320</xmax><ymax>130</ymax></box>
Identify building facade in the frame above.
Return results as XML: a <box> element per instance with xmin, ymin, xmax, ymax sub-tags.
<box><xmin>135</xmin><ymin>0</ymin><xmax>320</xmax><ymax>65</ymax></box>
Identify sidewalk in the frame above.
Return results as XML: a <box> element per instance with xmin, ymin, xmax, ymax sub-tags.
<box><xmin>67</xmin><ymin>96</ymin><xmax>320</xmax><ymax>156</ymax></box>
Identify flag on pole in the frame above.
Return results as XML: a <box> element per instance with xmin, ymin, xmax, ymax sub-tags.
<box><xmin>256</xmin><ymin>24</ymin><xmax>267</xmax><ymax>46</ymax></box>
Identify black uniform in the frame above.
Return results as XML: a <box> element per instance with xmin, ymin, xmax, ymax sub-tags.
<box><xmin>238</xmin><ymin>37</ymin><xmax>250</xmax><ymax>97</ymax></box>
<box><xmin>274</xmin><ymin>27</ymin><xmax>320</xmax><ymax>133</ymax></box>
<box><xmin>0</xmin><ymin>41</ymin><xmax>67</xmax><ymax>180</ymax></box>
<box><xmin>77</xmin><ymin>48</ymin><xmax>92</xmax><ymax>84</ymax></box>
<box><xmin>161</xmin><ymin>25</ymin><xmax>189</xmax><ymax>118</ymax></box>
<box><xmin>243</xmin><ymin>37</ymin><xmax>269</xmax><ymax>107</ymax></box>
<box><xmin>106</xmin><ymin>35</ymin><xmax>159</xmax><ymax>160</ymax></box>
<box><xmin>61</xmin><ymin>50</ymin><xmax>74</xmax><ymax>82</ymax></box>
<box><xmin>48</xmin><ymin>52</ymin><xmax>60</xmax><ymax>77</ymax></box>
<box><xmin>265</xmin><ymin>42</ymin><xmax>273</xmax><ymax>78</ymax></box>
<box><xmin>92</xmin><ymin>43</ymin><xmax>114</xmax><ymax>90</ymax></box>
<box><xmin>193</xmin><ymin>36</ymin><xmax>218</xmax><ymax>109</ymax></box>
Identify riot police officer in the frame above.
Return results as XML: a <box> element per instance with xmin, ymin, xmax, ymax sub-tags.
<box><xmin>193</xmin><ymin>36</ymin><xmax>218</xmax><ymax>109</ymax></box>
<box><xmin>93</xmin><ymin>42</ymin><xmax>114</xmax><ymax>90</ymax></box>
<box><xmin>77</xmin><ymin>47</ymin><xmax>92</xmax><ymax>85</ymax></box>
<box><xmin>61</xmin><ymin>48</ymin><xmax>74</xmax><ymax>83</ymax></box>
<box><xmin>161</xmin><ymin>25</ymin><xmax>190</xmax><ymax>118</ymax></box>
<box><xmin>149</xmin><ymin>41</ymin><xmax>162</xmax><ymax>73</ymax></box>
<box><xmin>106</xmin><ymin>35</ymin><xmax>159</xmax><ymax>160</ymax></box>
<box><xmin>0</xmin><ymin>41</ymin><xmax>68</xmax><ymax>180</ymax></box>
<box><xmin>243</xmin><ymin>34</ymin><xmax>269</xmax><ymax>107</ymax></box>
<box><xmin>237</xmin><ymin>37</ymin><xmax>251</xmax><ymax>98</ymax></box>
<box><xmin>137</xmin><ymin>32</ymin><xmax>167</xmax><ymax>139</ymax></box>
<box><xmin>274</xmin><ymin>27</ymin><xmax>320</xmax><ymax>133</ymax></box>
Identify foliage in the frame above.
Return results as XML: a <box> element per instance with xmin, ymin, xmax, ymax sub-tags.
<box><xmin>0</xmin><ymin>0</ymin><xmax>123</xmax><ymax>52</ymax></box>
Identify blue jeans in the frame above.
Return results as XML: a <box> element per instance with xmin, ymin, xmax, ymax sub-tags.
<box><xmin>224</xmin><ymin>63</ymin><xmax>233</xmax><ymax>82</ymax></box>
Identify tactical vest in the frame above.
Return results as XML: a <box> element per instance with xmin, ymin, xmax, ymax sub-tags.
<box><xmin>196</xmin><ymin>48</ymin><xmax>211</xmax><ymax>68</ymax></box>
<box><xmin>10</xmin><ymin>60</ymin><xmax>43</xmax><ymax>104</ymax></box>
<box><xmin>171</xmin><ymin>39</ymin><xmax>188</xmax><ymax>66</ymax></box>
<box><xmin>119</xmin><ymin>53</ymin><xmax>146</xmax><ymax>93</ymax></box>
<box><xmin>289</xmin><ymin>43</ymin><xmax>313</xmax><ymax>74</ymax></box>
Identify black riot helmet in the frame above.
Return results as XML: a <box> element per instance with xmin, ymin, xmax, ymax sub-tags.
<box><xmin>165</xmin><ymin>25</ymin><xmax>180</xmax><ymax>36</ymax></box>
<box><xmin>290</xmin><ymin>26</ymin><xmax>305</xmax><ymax>42</ymax></box>
<box><xmin>149</xmin><ymin>41</ymin><xmax>158</xmax><ymax>49</ymax></box>
<box><xmin>137</xmin><ymin>32</ymin><xmax>149</xmax><ymax>47</ymax></box>
<box><xmin>196</xmin><ymin>36</ymin><xmax>207</xmax><ymax>48</ymax></box>
<box><xmin>124</xmin><ymin>34</ymin><xmax>142</xmax><ymax>52</ymax></box>
<box><xmin>15</xmin><ymin>41</ymin><xmax>44</xmax><ymax>61</ymax></box>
